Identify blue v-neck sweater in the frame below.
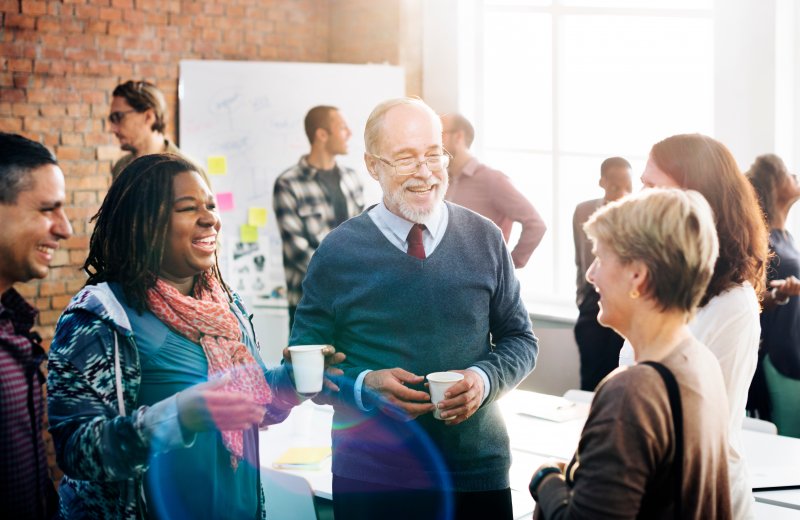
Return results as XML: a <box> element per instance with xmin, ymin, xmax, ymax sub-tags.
<box><xmin>291</xmin><ymin>202</ymin><xmax>538</xmax><ymax>492</ymax></box>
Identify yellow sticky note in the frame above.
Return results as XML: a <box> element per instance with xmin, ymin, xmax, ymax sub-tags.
<box><xmin>272</xmin><ymin>447</ymin><xmax>331</xmax><ymax>469</ymax></box>
<box><xmin>207</xmin><ymin>155</ymin><xmax>227</xmax><ymax>175</ymax></box>
<box><xmin>240</xmin><ymin>224</ymin><xmax>258</xmax><ymax>243</ymax></box>
<box><xmin>248</xmin><ymin>207</ymin><xmax>268</xmax><ymax>227</ymax></box>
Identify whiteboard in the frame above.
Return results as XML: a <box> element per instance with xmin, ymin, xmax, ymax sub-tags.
<box><xmin>178</xmin><ymin>60</ymin><xmax>403</xmax><ymax>309</ymax></box>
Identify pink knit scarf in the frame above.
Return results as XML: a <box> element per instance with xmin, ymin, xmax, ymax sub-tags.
<box><xmin>146</xmin><ymin>272</ymin><xmax>272</xmax><ymax>469</ymax></box>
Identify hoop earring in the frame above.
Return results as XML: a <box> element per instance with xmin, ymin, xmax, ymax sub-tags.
<box><xmin>629</xmin><ymin>289</ymin><xmax>640</xmax><ymax>299</ymax></box>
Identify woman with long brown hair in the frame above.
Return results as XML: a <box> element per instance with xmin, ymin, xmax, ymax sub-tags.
<box><xmin>619</xmin><ymin>134</ymin><xmax>769</xmax><ymax>519</ymax></box>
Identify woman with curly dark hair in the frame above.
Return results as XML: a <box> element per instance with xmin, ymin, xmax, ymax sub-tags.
<box><xmin>47</xmin><ymin>154</ymin><xmax>343</xmax><ymax>518</ymax></box>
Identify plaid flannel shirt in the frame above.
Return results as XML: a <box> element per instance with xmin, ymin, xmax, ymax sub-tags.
<box><xmin>273</xmin><ymin>156</ymin><xmax>365</xmax><ymax>307</ymax></box>
<box><xmin>0</xmin><ymin>288</ymin><xmax>57</xmax><ymax>519</ymax></box>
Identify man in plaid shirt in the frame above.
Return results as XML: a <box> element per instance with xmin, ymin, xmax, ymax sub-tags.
<box><xmin>273</xmin><ymin>106</ymin><xmax>364</xmax><ymax>329</ymax></box>
<box><xmin>0</xmin><ymin>133</ymin><xmax>72</xmax><ymax>518</ymax></box>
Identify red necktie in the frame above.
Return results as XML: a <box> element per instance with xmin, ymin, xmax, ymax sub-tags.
<box><xmin>407</xmin><ymin>224</ymin><xmax>426</xmax><ymax>259</ymax></box>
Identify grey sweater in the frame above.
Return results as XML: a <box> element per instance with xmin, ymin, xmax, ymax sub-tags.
<box><xmin>291</xmin><ymin>203</ymin><xmax>538</xmax><ymax>492</ymax></box>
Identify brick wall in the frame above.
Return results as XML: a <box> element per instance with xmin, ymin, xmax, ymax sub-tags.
<box><xmin>329</xmin><ymin>0</ymin><xmax>422</xmax><ymax>95</ymax></box>
<box><xmin>1</xmin><ymin>0</ymin><xmax>421</xmax><ymax>345</ymax></box>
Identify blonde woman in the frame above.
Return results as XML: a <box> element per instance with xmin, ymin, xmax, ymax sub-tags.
<box><xmin>530</xmin><ymin>189</ymin><xmax>731</xmax><ymax>519</ymax></box>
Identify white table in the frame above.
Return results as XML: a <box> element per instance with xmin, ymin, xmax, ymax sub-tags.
<box><xmin>260</xmin><ymin>390</ymin><xmax>800</xmax><ymax>518</ymax></box>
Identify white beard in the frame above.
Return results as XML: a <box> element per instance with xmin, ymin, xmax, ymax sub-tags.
<box><xmin>380</xmin><ymin>174</ymin><xmax>448</xmax><ymax>224</ymax></box>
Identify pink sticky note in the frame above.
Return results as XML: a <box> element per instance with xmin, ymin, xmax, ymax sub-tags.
<box><xmin>216</xmin><ymin>192</ymin><xmax>234</xmax><ymax>212</ymax></box>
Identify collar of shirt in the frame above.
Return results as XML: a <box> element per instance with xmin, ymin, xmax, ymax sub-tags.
<box><xmin>299</xmin><ymin>155</ymin><xmax>338</xmax><ymax>178</ymax></box>
<box><xmin>0</xmin><ymin>288</ymin><xmax>37</xmax><ymax>335</ymax></box>
<box><xmin>368</xmin><ymin>200</ymin><xmax>448</xmax><ymax>255</ymax></box>
<box><xmin>459</xmin><ymin>157</ymin><xmax>481</xmax><ymax>178</ymax></box>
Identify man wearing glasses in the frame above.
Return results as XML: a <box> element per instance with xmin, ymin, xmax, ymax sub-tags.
<box><xmin>290</xmin><ymin>98</ymin><xmax>538</xmax><ymax>520</ymax></box>
<box><xmin>273</xmin><ymin>106</ymin><xmax>364</xmax><ymax>330</ymax></box>
<box><xmin>442</xmin><ymin>113</ymin><xmax>546</xmax><ymax>269</ymax></box>
<box><xmin>108</xmin><ymin>80</ymin><xmax>207</xmax><ymax>184</ymax></box>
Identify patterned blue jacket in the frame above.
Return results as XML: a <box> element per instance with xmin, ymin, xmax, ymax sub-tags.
<box><xmin>47</xmin><ymin>283</ymin><xmax>296</xmax><ymax>519</ymax></box>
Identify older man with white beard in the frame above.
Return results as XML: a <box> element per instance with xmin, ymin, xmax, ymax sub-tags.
<box><xmin>289</xmin><ymin>97</ymin><xmax>538</xmax><ymax>520</ymax></box>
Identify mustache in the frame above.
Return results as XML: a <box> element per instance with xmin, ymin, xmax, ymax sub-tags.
<box><xmin>402</xmin><ymin>179</ymin><xmax>439</xmax><ymax>189</ymax></box>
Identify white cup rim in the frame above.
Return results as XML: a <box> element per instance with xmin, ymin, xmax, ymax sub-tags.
<box><xmin>288</xmin><ymin>345</ymin><xmax>327</xmax><ymax>353</ymax></box>
<box><xmin>427</xmin><ymin>371</ymin><xmax>464</xmax><ymax>383</ymax></box>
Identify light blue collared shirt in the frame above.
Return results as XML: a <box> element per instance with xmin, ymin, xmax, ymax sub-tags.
<box><xmin>353</xmin><ymin>201</ymin><xmax>491</xmax><ymax>412</ymax></box>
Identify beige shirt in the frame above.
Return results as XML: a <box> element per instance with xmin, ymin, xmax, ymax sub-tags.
<box><xmin>110</xmin><ymin>139</ymin><xmax>209</xmax><ymax>187</ymax></box>
<box><xmin>538</xmin><ymin>336</ymin><xmax>732</xmax><ymax>520</ymax></box>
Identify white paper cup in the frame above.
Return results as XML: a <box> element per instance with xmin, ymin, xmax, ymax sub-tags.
<box><xmin>427</xmin><ymin>371</ymin><xmax>464</xmax><ymax>420</ymax></box>
<box><xmin>288</xmin><ymin>345</ymin><xmax>326</xmax><ymax>394</ymax></box>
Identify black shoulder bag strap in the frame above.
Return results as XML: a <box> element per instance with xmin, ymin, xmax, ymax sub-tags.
<box><xmin>641</xmin><ymin>361</ymin><xmax>684</xmax><ymax>520</ymax></box>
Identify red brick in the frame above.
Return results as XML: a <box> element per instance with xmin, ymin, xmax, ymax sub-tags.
<box><xmin>107</xmin><ymin>61</ymin><xmax>133</xmax><ymax>78</ymax></box>
<box><xmin>38</xmin><ymin>310</ymin><xmax>62</xmax><ymax>326</ymax></box>
<box><xmin>14</xmin><ymin>284</ymin><xmax>38</xmax><ymax>299</ymax></box>
<box><xmin>39</xmin><ymin>281</ymin><xmax>66</xmax><ymax>297</ymax></box>
<box><xmin>25</xmin><ymin>117</ymin><xmax>74</xmax><ymax>133</ymax></box>
<box><xmin>41</xmin><ymin>132</ymin><xmax>59</xmax><ymax>147</ymax></box>
<box><xmin>32</xmin><ymin>297</ymin><xmax>52</xmax><ymax>310</ymax></box>
<box><xmin>0</xmin><ymin>0</ymin><xmax>20</xmax><ymax>10</ymax></box>
<box><xmin>67</xmin><ymin>161</ymin><xmax>97</xmax><ymax>177</ymax></box>
<box><xmin>55</xmin><ymin>146</ymin><xmax>83</xmax><ymax>161</ymax></box>
<box><xmin>61</xmin><ymin>132</ymin><xmax>84</xmax><ymax>146</ymax></box>
<box><xmin>40</xmin><ymin>32</ymin><xmax>65</xmax><ymax>48</ymax></box>
<box><xmin>51</xmin><ymin>249</ymin><xmax>70</xmax><ymax>267</ymax></box>
<box><xmin>72</xmin><ymin>191</ymin><xmax>98</xmax><ymax>205</ymax></box>
<box><xmin>36</xmin><ymin>17</ymin><xmax>62</xmax><ymax>32</ymax></box>
<box><xmin>41</xmin><ymin>46</ymin><xmax>65</xmax><ymax>60</ymax></box>
<box><xmin>66</xmin><ymin>175</ymin><xmax>108</xmax><ymax>191</ymax></box>
<box><xmin>0</xmin><ymin>88</ymin><xmax>25</xmax><ymax>103</ymax></box>
<box><xmin>8</xmin><ymin>58</ymin><xmax>33</xmax><ymax>72</ymax></box>
<box><xmin>21</xmin><ymin>1</ymin><xmax>48</xmax><ymax>16</ymax></box>
<box><xmin>135</xmin><ymin>0</ymin><xmax>159</xmax><ymax>11</ymax></box>
<box><xmin>40</xmin><ymin>105</ymin><xmax>66</xmax><ymax>117</ymax></box>
<box><xmin>46</xmin><ymin>2</ymin><xmax>62</xmax><ymax>16</ymax></box>
<box><xmin>99</xmin><ymin>7</ymin><xmax>122</xmax><ymax>21</ymax></box>
<box><xmin>86</xmin><ymin>20</ymin><xmax>109</xmax><ymax>34</ymax></box>
<box><xmin>51</xmin><ymin>294</ymin><xmax>74</xmax><ymax>310</ymax></box>
<box><xmin>66</xmin><ymin>103</ymin><xmax>91</xmax><ymax>118</ymax></box>
<box><xmin>65</xmin><ymin>205</ymin><xmax>96</xmax><ymax>219</ymax></box>
<box><xmin>66</xmin><ymin>278</ymin><xmax>86</xmax><ymax>294</ymax></box>
<box><xmin>12</xmin><ymin>104</ymin><xmax>37</xmax><ymax>117</ymax></box>
<box><xmin>64</xmin><ymin>34</ymin><xmax>96</xmax><ymax>49</ymax></box>
<box><xmin>63</xmin><ymin>234</ymin><xmax>90</xmax><ymax>250</ymax></box>
<box><xmin>12</xmin><ymin>74</ymin><xmax>31</xmax><ymax>88</ymax></box>
<box><xmin>0</xmin><ymin>116</ymin><xmax>22</xmax><ymax>132</ymax></box>
<box><xmin>64</xmin><ymin>48</ymin><xmax>99</xmax><ymax>63</ymax></box>
<box><xmin>74</xmin><ymin>4</ymin><xmax>99</xmax><ymax>19</ymax></box>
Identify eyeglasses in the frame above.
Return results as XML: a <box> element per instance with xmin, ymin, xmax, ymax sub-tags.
<box><xmin>370</xmin><ymin>152</ymin><xmax>451</xmax><ymax>177</ymax></box>
<box><xmin>108</xmin><ymin>110</ymin><xmax>137</xmax><ymax>124</ymax></box>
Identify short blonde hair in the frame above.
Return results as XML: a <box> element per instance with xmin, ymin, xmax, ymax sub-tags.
<box><xmin>584</xmin><ymin>188</ymin><xmax>719</xmax><ymax>314</ymax></box>
<box><xmin>364</xmin><ymin>97</ymin><xmax>441</xmax><ymax>154</ymax></box>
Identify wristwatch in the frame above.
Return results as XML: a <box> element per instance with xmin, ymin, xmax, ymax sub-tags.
<box><xmin>529</xmin><ymin>466</ymin><xmax>562</xmax><ymax>501</ymax></box>
<box><xmin>772</xmin><ymin>287</ymin><xmax>790</xmax><ymax>306</ymax></box>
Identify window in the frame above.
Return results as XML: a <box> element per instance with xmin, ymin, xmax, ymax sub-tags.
<box><xmin>472</xmin><ymin>0</ymin><xmax>714</xmax><ymax>311</ymax></box>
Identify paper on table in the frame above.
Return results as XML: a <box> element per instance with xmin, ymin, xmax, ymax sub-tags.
<box><xmin>516</xmin><ymin>394</ymin><xmax>585</xmax><ymax>423</ymax></box>
<box><xmin>272</xmin><ymin>447</ymin><xmax>331</xmax><ymax>470</ymax></box>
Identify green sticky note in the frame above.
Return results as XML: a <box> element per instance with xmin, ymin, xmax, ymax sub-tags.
<box><xmin>240</xmin><ymin>224</ymin><xmax>258</xmax><ymax>243</ymax></box>
<box><xmin>207</xmin><ymin>155</ymin><xmax>227</xmax><ymax>175</ymax></box>
<box><xmin>248</xmin><ymin>207</ymin><xmax>268</xmax><ymax>227</ymax></box>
